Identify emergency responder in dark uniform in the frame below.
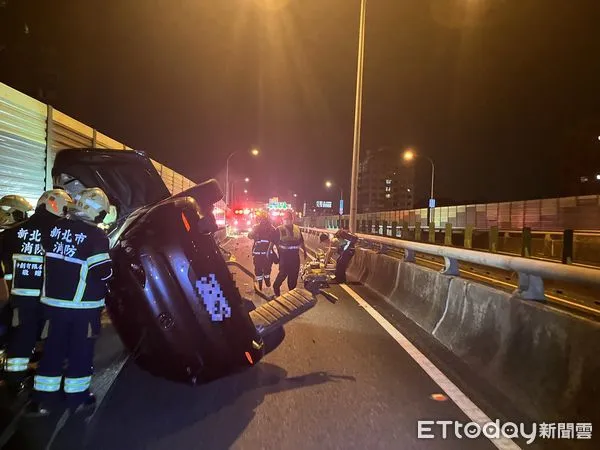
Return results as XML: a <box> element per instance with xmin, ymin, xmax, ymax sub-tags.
<box><xmin>0</xmin><ymin>191</ymin><xmax>71</xmax><ymax>393</ymax></box>
<box><xmin>319</xmin><ymin>229</ymin><xmax>358</xmax><ymax>284</ymax></box>
<box><xmin>28</xmin><ymin>187</ymin><xmax>112</xmax><ymax>416</ymax></box>
<box><xmin>248</xmin><ymin>211</ymin><xmax>277</xmax><ymax>291</ymax></box>
<box><xmin>1</xmin><ymin>195</ymin><xmax>34</xmax><ymax>362</ymax></box>
<box><xmin>272</xmin><ymin>211</ymin><xmax>307</xmax><ymax>297</ymax></box>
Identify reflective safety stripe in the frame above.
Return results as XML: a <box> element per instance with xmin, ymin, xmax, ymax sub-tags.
<box><xmin>34</xmin><ymin>375</ymin><xmax>62</xmax><ymax>392</ymax></box>
<box><xmin>41</xmin><ymin>297</ymin><xmax>105</xmax><ymax>309</ymax></box>
<box><xmin>256</xmin><ymin>275</ymin><xmax>264</xmax><ymax>281</ymax></box>
<box><xmin>5</xmin><ymin>357</ymin><xmax>29</xmax><ymax>372</ymax></box>
<box><xmin>264</xmin><ymin>275</ymin><xmax>270</xmax><ymax>279</ymax></box>
<box><xmin>73</xmin><ymin>263</ymin><xmax>89</xmax><ymax>302</ymax></box>
<box><xmin>253</xmin><ymin>251</ymin><xmax>267</xmax><ymax>255</ymax></box>
<box><xmin>13</xmin><ymin>254</ymin><xmax>44</xmax><ymax>263</ymax></box>
<box><xmin>11</xmin><ymin>288</ymin><xmax>41</xmax><ymax>297</ymax></box>
<box><xmin>64</xmin><ymin>376</ymin><xmax>92</xmax><ymax>393</ymax></box>
<box><xmin>46</xmin><ymin>252</ymin><xmax>85</xmax><ymax>265</ymax></box>
<box><xmin>279</xmin><ymin>245</ymin><xmax>300</xmax><ymax>250</ymax></box>
<box><xmin>3</xmin><ymin>274</ymin><xmax>13</xmax><ymax>281</ymax></box>
<box><xmin>87</xmin><ymin>253</ymin><xmax>110</xmax><ymax>266</ymax></box>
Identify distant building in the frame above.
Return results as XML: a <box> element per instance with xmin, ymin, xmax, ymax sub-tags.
<box><xmin>358</xmin><ymin>149</ymin><xmax>415</xmax><ymax>213</ymax></box>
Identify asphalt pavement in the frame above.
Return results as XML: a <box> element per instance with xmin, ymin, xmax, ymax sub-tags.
<box><xmin>7</xmin><ymin>235</ymin><xmax>560</xmax><ymax>449</ymax></box>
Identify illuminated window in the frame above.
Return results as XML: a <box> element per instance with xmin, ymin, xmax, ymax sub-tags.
<box><xmin>385</xmin><ymin>187</ymin><xmax>391</xmax><ymax>192</ymax></box>
<box><xmin>385</xmin><ymin>193</ymin><xmax>391</xmax><ymax>199</ymax></box>
<box><xmin>385</xmin><ymin>179</ymin><xmax>392</xmax><ymax>185</ymax></box>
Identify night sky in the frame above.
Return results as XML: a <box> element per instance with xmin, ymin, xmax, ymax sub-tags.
<box><xmin>2</xmin><ymin>0</ymin><xmax>600</xmax><ymax>208</ymax></box>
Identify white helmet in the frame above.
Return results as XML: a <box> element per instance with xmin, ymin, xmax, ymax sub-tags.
<box><xmin>37</xmin><ymin>189</ymin><xmax>74</xmax><ymax>217</ymax></box>
<box><xmin>71</xmin><ymin>188</ymin><xmax>110</xmax><ymax>223</ymax></box>
<box><xmin>0</xmin><ymin>195</ymin><xmax>33</xmax><ymax>228</ymax></box>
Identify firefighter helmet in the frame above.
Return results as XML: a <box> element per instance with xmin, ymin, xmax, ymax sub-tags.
<box><xmin>0</xmin><ymin>195</ymin><xmax>33</xmax><ymax>228</ymax></box>
<box><xmin>71</xmin><ymin>188</ymin><xmax>111</xmax><ymax>223</ymax></box>
<box><xmin>36</xmin><ymin>189</ymin><xmax>74</xmax><ymax>217</ymax></box>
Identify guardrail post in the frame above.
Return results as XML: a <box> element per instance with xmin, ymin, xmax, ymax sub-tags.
<box><xmin>368</xmin><ymin>220</ymin><xmax>373</xmax><ymax>234</ymax></box>
<box><xmin>543</xmin><ymin>233</ymin><xmax>552</xmax><ymax>257</ymax></box>
<box><xmin>375</xmin><ymin>220</ymin><xmax>380</xmax><ymax>235</ymax></box>
<box><xmin>415</xmin><ymin>222</ymin><xmax>422</xmax><ymax>241</ymax></box>
<box><xmin>428</xmin><ymin>222</ymin><xmax>435</xmax><ymax>243</ymax></box>
<box><xmin>562</xmin><ymin>229</ymin><xmax>573</xmax><ymax>264</ymax></box>
<box><xmin>464</xmin><ymin>225</ymin><xmax>473</xmax><ymax>249</ymax></box>
<box><xmin>402</xmin><ymin>221</ymin><xmax>409</xmax><ymax>240</ymax></box>
<box><xmin>441</xmin><ymin>257</ymin><xmax>459</xmax><ymax>276</ymax></box>
<box><xmin>489</xmin><ymin>226</ymin><xmax>499</xmax><ymax>253</ymax></box>
<box><xmin>404</xmin><ymin>248</ymin><xmax>416</xmax><ymax>263</ymax></box>
<box><xmin>514</xmin><ymin>273</ymin><xmax>545</xmax><ymax>301</ymax></box>
<box><xmin>444</xmin><ymin>223</ymin><xmax>452</xmax><ymax>246</ymax></box>
<box><xmin>361</xmin><ymin>220</ymin><xmax>367</xmax><ymax>233</ymax></box>
<box><xmin>391</xmin><ymin>221</ymin><xmax>398</xmax><ymax>238</ymax></box>
<box><xmin>521</xmin><ymin>227</ymin><xmax>532</xmax><ymax>258</ymax></box>
<box><xmin>382</xmin><ymin>220</ymin><xmax>388</xmax><ymax>236</ymax></box>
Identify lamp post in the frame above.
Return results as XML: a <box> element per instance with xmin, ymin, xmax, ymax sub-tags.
<box><xmin>225</xmin><ymin>148</ymin><xmax>259</xmax><ymax>206</ymax></box>
<box><xmin>403</xmin><ymin>149</ymin><xmax>436</xmax><ymax>223</ymax></box>
<box><xmin>326</xmin><ymin>180</ymin><xmax>344</xmax><ymax>228</ymax></box>
<box><xmin>349</xmin><ymin>0</ymin><xmax>367</xmax><ymax>233</ymax></box>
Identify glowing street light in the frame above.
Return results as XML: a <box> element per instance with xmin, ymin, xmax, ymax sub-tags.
<box><xmin>326</xmin><ymin>180</ymin><xmax>344</xmax><ymax>226</ymax></box>
<box><xmin>244</xmin><ymin>177</ymin><xmax>250</xmax><ymax>183</ymax></box>
<box><xmin>225</xmin><ymin>147</ymin><xmax>259</xmax><ymax>206</ymax></box>
<box><xmin>402</xmin><ymin>149</ymin><xmax>415</xmax><ymax>162</ymax></box>
<box><xmin>402</xmin><ymin>148</ymin><xmax>436</xmax><ymax>223</ymax></box>
<box><xmin>244</xmin><ymin>189</ymin><xmax>248</xmax><ymax>194</ymax></box>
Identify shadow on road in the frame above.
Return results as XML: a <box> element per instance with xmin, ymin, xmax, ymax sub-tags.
<box><xmin>8</xmin><ymin>360</ymin><xmax>355</xmax><ymax>450</ymax></box>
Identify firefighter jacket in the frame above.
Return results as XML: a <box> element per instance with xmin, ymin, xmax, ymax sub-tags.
<box><xmin>0</xmin><ymin>209</ymin><xmax>61</xmax><ymax>302</ymax></box>
<box><xmin>249</xmin><ymin>222</ymin><xmax>276</xmax><ymax>256</ymax></box>
<box><xmin>274</xmin><ymin>224</ymin><xmax>304</xmax><ymax>256</ymax></box>
<box><xmin>41</xmin><ymin>217</ymin><xmax>112</xmax><ymax>310</ymax></box>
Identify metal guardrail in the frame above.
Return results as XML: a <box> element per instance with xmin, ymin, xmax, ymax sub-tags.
<box><xmin>301</xmin><ymin>227</ymin><xmax>600</xmax><ymax>302</ymax></box>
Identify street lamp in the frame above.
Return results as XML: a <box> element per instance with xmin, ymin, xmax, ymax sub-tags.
<box><xmin>225</xmin><ymin>148</ymin><xmax>259</xmax><ymax>206</ymax></box>
<box><xmin>402</xmin><ymin>148</ymin><xmax>436</xmax><ymax>223</ymax></box>
<box><xmin>326</xmin><ymin>180</ymin><xmax>344</xmax><ymax>227</ymax></box>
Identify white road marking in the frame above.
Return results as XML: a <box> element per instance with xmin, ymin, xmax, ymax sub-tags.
<box><xmin>340</xmin><ymin>284</ymin><xmax>521</xmax><ymax>450</ymax></box>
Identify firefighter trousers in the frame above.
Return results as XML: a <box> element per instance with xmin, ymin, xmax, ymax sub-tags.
<box><xmin>253</xmin><ymin>254</ymin><xmax>272</xmax><ymax>290</ymax></box>
<box><xmin>273</xmin><ymin>254</ymin><xmax>300</xmax><ymax>297</ymax></box>
<box><xmin>33</xmin><ymin>305</ymin><xmax>101</xmax><ymax>410</ymax></box>
<box><xmin>4</xmin><ymin>300</ymin><xmax>42</xmax><ymax>386</ymax></box>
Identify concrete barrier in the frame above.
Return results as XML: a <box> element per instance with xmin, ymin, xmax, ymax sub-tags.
<box><xmin>358</xmin><ymin>251</ymin><xmax>600</xmax><ymax>424</ymax></box>
<box><xmin>387</xmin><ymin>262</ymin><xmax>452</xmax><ymax>333</ymax></box>
<box><xmin>363</xmin><ymin>253</ymin><xmax>400</xmax><ymax>300</ymax></box>
<box><xmin>347</xmin><ymin>248</ymin><xmax>373</xmax><ymax>283</ymax></box>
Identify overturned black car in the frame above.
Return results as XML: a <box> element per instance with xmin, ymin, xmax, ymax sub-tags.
<box><xmin>52</xmin><ymin>148</ymin><xmax>334</xmax><ymax>384</ymax></box>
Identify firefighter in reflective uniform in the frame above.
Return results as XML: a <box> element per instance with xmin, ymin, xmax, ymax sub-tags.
<box><xmin>28</xmin><ymin>188</ymin><xmax>112</xmax><ymax>416</ymax></box>
<box><xmin>0</xmin><ymin>191</ymin><xmax>70</xmax><ymax>393</ymax></box>
<box><xmin>1</xmin><ymin>195</ymin><xmax>34</xmax><ymax>362</ymax></box>
<box><xmin>248</xmin><ymin>211</ymin><xmax>277</xmax><ymax>290</ymax></box>
<box><xmin>272</xmin><ymin>211</ymin><xmax>307</xmax><ymax>297</ymax></box>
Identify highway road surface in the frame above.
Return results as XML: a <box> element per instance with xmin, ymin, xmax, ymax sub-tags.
<box><xmin>8</xmin><ymin>235</ymin><xmax>567</xmax><ymax>450</ymax></box>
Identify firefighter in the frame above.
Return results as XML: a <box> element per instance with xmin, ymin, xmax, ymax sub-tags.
<box><xmin>28</xmin><ymin>187</ymin><xmax>112</xmax><ymax>416</ymax></box>
<box><xmin>248</xmin><ymin>211</ymin><xmax>277</xmax><ymax>290</ymax></box>
<box><xmin>0</xmin><ymin>191</ymin><xmax>71</xmax><ymax>394</ymax></box>
<box><xmin>319</xmin><ymin>229</ymin><xmax>358</xmax><ymax>284</ymax></box>
<box><xmin>272</xmin><ymin>210</ymin><xmax>307</xmax><ymax>297</ymax></box>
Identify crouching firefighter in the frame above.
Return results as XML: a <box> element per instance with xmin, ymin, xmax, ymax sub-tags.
<box><xmin>248</xmin><ymin>211</ymin><xmax>277</xmax><ymax>291</ymax></box>
<box><xmin>1</xmin><ymin>191</ymin><xmax>70</xmax><ymax>394</ymax></box>
<box><xmin>28</xmin><ymin>188</ymin><xmax>112</xmax><ymax>416</ymax></box>
<box><xmin>272</xmin><ymin>211</ymin><xmax>307</xmax><ymax>297</ymax></box>
<box><xmin>319</xmin><ymin>229</ymin><xmax>358</xmax><ymax>284</ymax></box>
